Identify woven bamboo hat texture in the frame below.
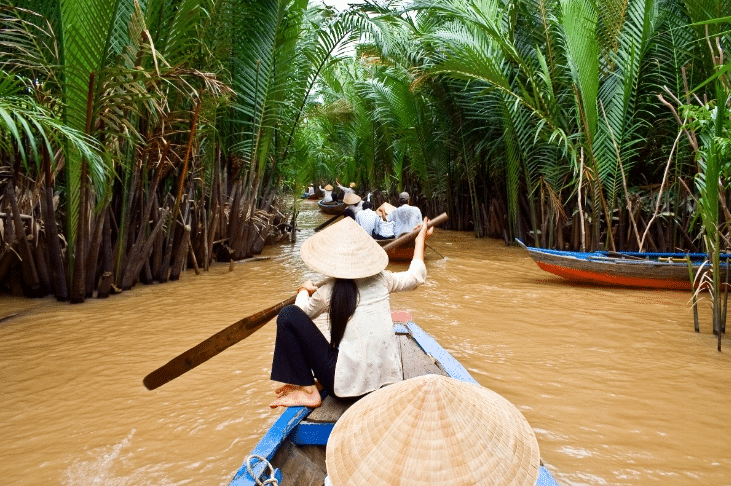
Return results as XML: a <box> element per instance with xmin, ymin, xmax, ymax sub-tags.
<box><xmin>343</xmin><ymin>192</ymin><xmax>361</xmax><ymax>205</ymax></box>
<box><xmin>349</xmin><ymin>182</ymin><xmax>356</xmax><ymax>188</ymax></box>
<box><xmin>325</xmin><ymin>374</ymin><xmax>540</xmax><ymax>486</ymax></box>
<box><xmin>300</xmin><ymin>217</ymin><xmax>388</xmax><ymax>279</ymax></box>
<box><xmin>325</xmin><ymin>184</ymin><xmax>334</xmax><ymax>191</ymax></box>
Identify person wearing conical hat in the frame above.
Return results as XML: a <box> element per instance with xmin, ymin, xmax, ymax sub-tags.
<box><xmin>341</xmin><ymin>192</ymin><xmax>362</xmax><ymax>219</ymax></box>
<box><xmin>335</xmin><ymin>179</ymin><xmax>356</xmax><ymax>197</ymax></box>
<box><xmin>319</xmin><ymin>183</ymin><xmax>334</xmax><ymax>202</ymax></box>
<box><xmin>268</xmin><ymin>216</ymin><xmax>433</xmax><ymax>408</ymax></box>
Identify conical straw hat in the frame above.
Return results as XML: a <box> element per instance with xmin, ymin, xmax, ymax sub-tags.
<box><xmin>326</xmin><ymin>374</ymin><xmax>540</xmax><ymax>486</ymax></box>
<box><xmin>343</xmin><ymin>192</ymin><xmax>361</xmax><ymax>205</ymax></box>
<box><xmin>300</xmin><ymin>217</ymin><xmax>388</xmax><ymax>279</ymax></box>
<box><xmin>349</xmin><ymin>182</ymin><xmax>356</xmax><ymax>188</ymax></box>
<box><xmin>325</xmin><ymin>184</ymin><xmax>334</xmax><ymax>190</ymax></box>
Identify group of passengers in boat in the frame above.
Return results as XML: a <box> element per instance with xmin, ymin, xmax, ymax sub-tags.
<box><xmin>314</xmin><ymin>179</ymin><xmax>354</xmax><ymax>203</ymax></box>
<box><xmin>344</xmin><ymin>188</ymin><xmax>424</xmax><ymax>241</ymax></box>
<box><xmin>309</xmin><ymin>179</ymin><xmax>424</xmax><ymax>240</ymax></box>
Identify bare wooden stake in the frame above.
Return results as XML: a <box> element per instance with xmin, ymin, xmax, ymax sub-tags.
<box><xmin>687</xmin><ymin>256</ymin><xmax>699</xmax><ymax>332</ymax></box>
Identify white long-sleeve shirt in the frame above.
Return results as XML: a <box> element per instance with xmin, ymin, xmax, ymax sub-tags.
<box><xmin>355</xmin><ymin>209</ymin><xmax>380</xmax><ymax>236</ymax></box>
<box><xmin>374</xmin><ymin>218</ymin><xmax>395</xmax><ymax>238</ymax></box>
<box><xmin>387</xmin><ymin>204</ymin><xmax>422</xmax><ymax>237</ymax></box>
<box><xmin>295</xmin><ymin>259</ymin><xmax>427</xmax><ymax>397</ymax></box>
<box><xmin>319</xmin><ymin>186</ymin><xmax>333</xmax><ymax>202</ymax></box>
<box><xmin>337</xmin><ymin>183</ymin><xmax>354</xmax><ymax>196</ymax></box>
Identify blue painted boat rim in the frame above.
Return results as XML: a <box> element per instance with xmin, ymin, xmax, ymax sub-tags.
<box><xmin>516</xmin><ymin>238</ymin><xmax>731</xmax><ymax>262</ymax></box>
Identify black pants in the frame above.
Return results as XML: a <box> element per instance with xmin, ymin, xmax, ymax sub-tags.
<box><xmin>270</xmin><ymin>305</ymin><xmax>339</xmax><ymax>396</ymax></box>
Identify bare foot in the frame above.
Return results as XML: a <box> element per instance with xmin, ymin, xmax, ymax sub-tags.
<box><xmin>274</xmin><ymin>384</ymin><xmax>298</xmax><ymax>397</ymax></box>
<box><xmin>269</xmin><ymin>385</ymin><xmax>321</xmax><ymax>408</ymax></box>
<box><xmin>275</xmin><ymin>381</ymin><xmax>323</xmax><ymax>397</ymax></box>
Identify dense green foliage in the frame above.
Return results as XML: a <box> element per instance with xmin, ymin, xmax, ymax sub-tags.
<box><xmin>0</xmin><ymin>0</ymin><xmax>355</xmax><ymax>299</ymax></box>
<box><xmin>300</xmin><ymin>0</ymin><xmax>730</xmax><ymax>254</ymax></box>
<box><xmin>0</xmin><ymin>0</ymin><xmax>729</xmax><ymax>302</ymax></box>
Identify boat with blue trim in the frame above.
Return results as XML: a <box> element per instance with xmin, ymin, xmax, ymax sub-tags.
<box><xmin>517</xmin><ymin>239</ymin><xmax>729</xmax><ymax>290</ymax></box>
<box><xmin>228</xmin><ymin>311</ymin><xmax>560</xmax><ymax>486</ymax></box>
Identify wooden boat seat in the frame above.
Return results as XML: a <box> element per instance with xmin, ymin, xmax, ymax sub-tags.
<box><xmin>305</xmin><ymin>395</ymin><xmax>358</xmax><ymax>423</ymax></box>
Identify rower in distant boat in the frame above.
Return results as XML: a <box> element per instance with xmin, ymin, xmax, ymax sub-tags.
<box><xmin>373</xmin><ymin>212</ymin><xmax>395</xmax><ymax>240</ymax></box>
<box><xmin>320</xmin><ymin>183</ymin><xmax>334</xmax><ymax>202</ymax></box>
<box><xmin>388</xmin><ymin>191</ymin><xmax>423</xmax><ymax>236</ymax></box>
<box><xmin>336</xmin><ymin>179</ymin><xmax>356</xmax><ymax>199</ymax></box>
<box><xmin>341</xmin><ymin>192</ymin><xmax>362</xmax><ymax>220</ymax></box>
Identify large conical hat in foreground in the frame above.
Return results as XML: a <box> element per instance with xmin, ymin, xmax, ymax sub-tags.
<box><xmin>326</xmin><ymin>374</ymin><xmax>540</xmax><ymax>486</ymax></box>
<box><xmin>300</xmin><ymin>217</ymin><xmax>388</xmax><ymax>279</ymax></box>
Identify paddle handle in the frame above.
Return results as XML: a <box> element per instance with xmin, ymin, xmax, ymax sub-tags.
<box><xmin>381</xmin><ymin>213</ymin><xmax>447</xmax><ymax>251</ymax></box>
<box><xmin>143</xmin><ymin>212</ymin><xmax>448</xmax><ymax>390</ymax></box>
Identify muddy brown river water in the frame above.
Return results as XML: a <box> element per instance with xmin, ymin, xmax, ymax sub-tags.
<box><xmin>1</xmin><ymin>199</ymin><xmax>730</xmax><ymax>486</ymax></box>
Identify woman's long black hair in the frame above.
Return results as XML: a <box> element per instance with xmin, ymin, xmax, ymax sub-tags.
<box><xmin>329</xmin><ymin>279</ymin><xmax>359</xmax><ymax>348</ymax></box>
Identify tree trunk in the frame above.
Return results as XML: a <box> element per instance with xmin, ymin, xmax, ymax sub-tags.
<box><xmin>97</xmin><ymin>208</ymin><xmax>114</xmax><ymax>298</ymax></box>
<box><xmin>43</xmin><ymin>146</ymin><xmax>68</xmax><ymax>301</ymax></box>
<box><xmin>5</xmin><ymin>184</ymin><xmax>40</xmax><ymax>294</ymax></box>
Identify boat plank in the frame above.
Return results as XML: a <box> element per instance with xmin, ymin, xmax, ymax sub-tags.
<box><xmin>270</xmin><ymin>440</ymin><xmax>326</xmax><ymax>486</ymax></box>
<box><xmin>305</xmin><ymin>395</ymin><xmax>357</xmax><ymax>423</ymax></box>
<box><xmin>290</xmin><ymin>422</ymin><xmax>333</xmax><ymax>446</ymax></box>
<box><xmin>399</xmin><ymin>333</ymin><xmax>447</xmax><ymax>378</ymax></box>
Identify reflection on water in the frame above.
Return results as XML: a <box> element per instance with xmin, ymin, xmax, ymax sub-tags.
<box><xmin>1</xmin><ymin>199</ymin><xmax>729</xmax><ymax>485</ymax></box>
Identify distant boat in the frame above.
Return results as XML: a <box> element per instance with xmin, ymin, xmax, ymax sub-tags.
<box><xmin>372</xmin><ymin>202</ymin><xmax>414</xmax><ymax>261</ymax></box>
<box><xmin>517</xmin><ymin>239</ymin><xmax>729</xmax><ymax>290</ymax></box>
<box><xmin>377</xmin><ymin>237</ymin><xmax>415</xmax><ymax>262</ymax></box>
<box><xmin>228</xmin><ymin>311</ymin><xmax>560</xmax><ymax>486</ymax></box>
<box><xmin>301</xmin><ymin>192</ymin><xmax>320</xmax><ymax>200</ymax></box>
<box><xmin>318</xmin><ymin>200</ymin><xmax>345</xmax><ymax>215</ymax></box>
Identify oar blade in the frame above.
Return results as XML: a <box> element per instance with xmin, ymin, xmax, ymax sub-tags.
<box><xmin>143</xmin><ymin>296</ymin><xmax>295</xmax><ymax>390</ymax></box>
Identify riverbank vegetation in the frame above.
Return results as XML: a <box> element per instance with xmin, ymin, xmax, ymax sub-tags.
<box><xmin>0</xmin><ymin>0</ymin><xmax>729</xmax><ymax>301</ymax></box>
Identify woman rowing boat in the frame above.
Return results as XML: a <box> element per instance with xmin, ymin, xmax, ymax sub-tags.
<box><xmin>268</xmin><ymin>216</ymin><xmax>433</xmax><ymax>408</ymax></box>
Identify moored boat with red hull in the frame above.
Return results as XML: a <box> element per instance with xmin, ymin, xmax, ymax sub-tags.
<box><xmin>517</xmin><ymin>239</ymin><xmax>730</xmax><ymax>290</ymax></box>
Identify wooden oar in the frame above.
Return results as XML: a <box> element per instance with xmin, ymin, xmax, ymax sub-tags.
<box><xmin>143</xmin><ymin>213</ymin><xmax>448</xmax><ymax>390</ymax></box>
<box><xmin>314</xmin><ymin>211</ymin><xmax>344</xmax><ymax>232</ymax></box>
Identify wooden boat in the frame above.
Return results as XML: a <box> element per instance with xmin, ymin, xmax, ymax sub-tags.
<box><xmin>318</xmin><ymin>200</ymin><xmax>345</xmax><ymax>215</ymax></box>
<box><xmin>377</xmin><ymin>237</ymin><xmax>415</xmax><ymax>262</ymax></box>
<box><xmin>517</xmin><ymin>239</ymin><xmax>730</xmax><ymax>290</ymax></box>
<box><xmin>372</xmin><ymin>202</ymin><xmax>417</xmax><ymax>261</ymax></box>
<box><xmin>302</xmin><ymin>193</ymin><xmax>320</xmax><ymax>200</ymax></box>
<box><xmin>228</xmin><ymin>311</ymin><xmax>560</xmax><ymax>486</ymax></box>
